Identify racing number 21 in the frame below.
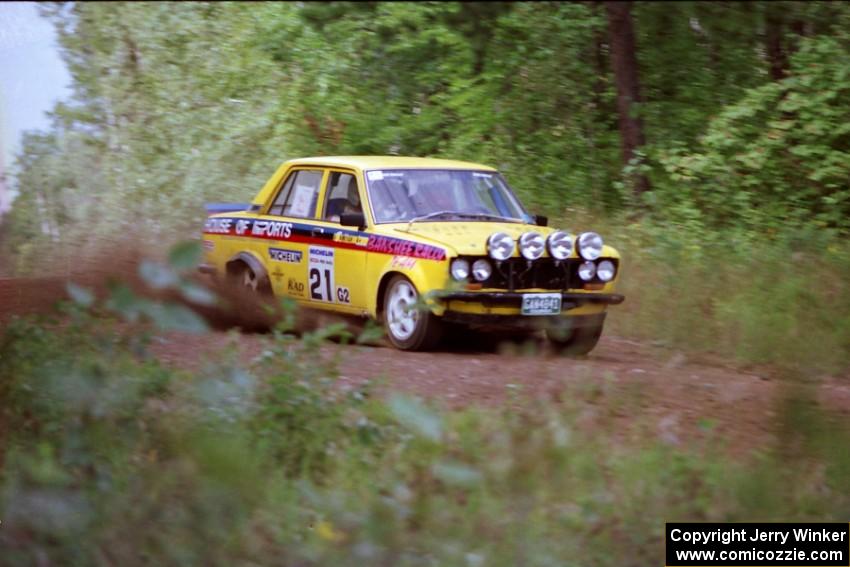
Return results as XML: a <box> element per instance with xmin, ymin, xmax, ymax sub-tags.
<box><xmin>309</xmin><ymin>268</ymin><xmax>333</xmax><ymax>301</ymax></box>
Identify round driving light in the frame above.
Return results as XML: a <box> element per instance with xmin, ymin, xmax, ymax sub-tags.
<box><xmin>577</xmin><ymin>232</ymin><xmax>604</xmax><ymax>261</ymax></box>
<box><xmin>597</xmin><ymin>260</ymin><xmax>616</xmax><ymax>282</ymax></box>
<box><xmin>578</xmin><ymin>261</ymin><xmax>596</xmax><ymax>281</ymax></box>
<box><xmin>472</xmin><ymin>259</ymin><xmax>492</xmax><ymax>282</ymax></box>
<box><xmin>487</xmin><ymin>232</ymin><xmax>515</xmax><ymax>261</ymax></box>
<box><xmin>518</xmin><ymin>232</ymin><xmax>545</xmax><ymax>260</ymax></box>
<box><xmin>450</xmin><ymin>259</ymin><xmax>470</xmax><ymax>281</ymax></box>
<box><xmin>547</xmin><ymin>230</ymin><xmax>572</xmax><ymax>260</ymax></box>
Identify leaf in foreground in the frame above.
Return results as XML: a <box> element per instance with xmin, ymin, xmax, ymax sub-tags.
<box><xmin>388</xmin><ymin>394</ymin><xmax>443</xmax><ymax>442</ymax></box>
<box><xmin>65</xmin><ymin>282</ymin><xmax>94</xmax><ymax>308</ymax></box>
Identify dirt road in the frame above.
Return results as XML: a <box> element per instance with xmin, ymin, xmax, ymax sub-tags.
<box><xmin>146</xmin><ymin>324</ymin><xmax>850</xmax><ymax>457</ymax></box>
<box><xmin>3</xmin><ymin>274</ymin><xmax>849</xmax><ymax>457</ymax></box>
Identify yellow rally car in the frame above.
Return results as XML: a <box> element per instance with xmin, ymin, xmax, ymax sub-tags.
<box><xmin>199</xmin><ymin>156</ymin><xmax>623</xmax><ymax>353</ymax></box>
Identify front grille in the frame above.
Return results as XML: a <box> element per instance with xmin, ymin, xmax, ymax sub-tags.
<box><xmin>458</xmin><ymin>256</ymin><xmax>619</xmax><ymax>291</ymax></box>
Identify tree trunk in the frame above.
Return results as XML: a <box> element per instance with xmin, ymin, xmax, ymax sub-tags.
<box><xmin>765</xmin><ymin>9</ymin><xmax>788</xmax><ymax>81</ymax></box>
<box><xmin>605</xmin><ymin>1</ymin><xmax>650</xmax><ymax>196</ymax></box>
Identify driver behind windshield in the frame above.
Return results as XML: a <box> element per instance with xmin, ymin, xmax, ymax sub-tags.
<box><xmin>367</xmin><ymin>170</ymin><xmax>527</xmax><ymax>223</ymax></box>
<box><xmin>409</xmin><ymin>178</ymin><xmax>456</xmax><ymax>212</ymax></box>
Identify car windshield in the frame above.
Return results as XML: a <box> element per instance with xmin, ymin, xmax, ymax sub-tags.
<box><xmin>364</xmin><ymin>169</ymin><xmax>531</xmax><ymax>224</ymax></box>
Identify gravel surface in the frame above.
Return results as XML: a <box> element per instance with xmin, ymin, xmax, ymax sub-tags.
<box><xmin>3</xmin><ymin>273</ymin><xmax>848</xmax><ymax>458</ymax></box>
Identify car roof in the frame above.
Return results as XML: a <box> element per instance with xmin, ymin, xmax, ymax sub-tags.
<box><xmin>284</xmin><ymin>156</ymin><xmax>498</xmax><ymax>172</ymax></box>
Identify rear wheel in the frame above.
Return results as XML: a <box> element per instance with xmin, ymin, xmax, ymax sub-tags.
<box><xmin>547</xmin><ymin>324</ymin><xmax>603</xmax><ymax>356</ymax></box>
<box><xmin>229</xmin><ymin>262</ymin><xmax>271</xmax><ymax>296</ymax></box>
<box><xmin>382</xmin><ymin>275</ymin><xmax>442</xmax><ymax>351</ymax></box>
<box><xmin>223</xmin><ymin>262</ymin><xmax>275</xmax><ymax>332</ymax></box>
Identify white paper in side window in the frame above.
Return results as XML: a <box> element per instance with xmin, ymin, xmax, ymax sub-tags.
<box><xmin>473</xmin><ymin>172</ymin><xmax>493</xmax><ymax>178</ymax></box>
<box><xmin>289</xmin><ymin>184</ymin><xmax>315</xmax><ymax>217</ymax></box>
<box><xmin>366</xmin><ymin>170</ymin><xmax>384</xmax><ymax>181</ymax></box>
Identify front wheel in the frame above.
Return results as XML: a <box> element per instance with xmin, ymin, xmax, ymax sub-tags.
<box><xmin>547</xmin><ymin>324</ymin><xmax>603</xmax><ymax>356</ymax></box>
<box><xmin>382</xmin><ymin>275</ymin><xmax>442</xmax><ymax>351</ymax></box>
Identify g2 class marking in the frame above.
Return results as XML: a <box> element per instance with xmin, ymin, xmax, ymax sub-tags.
<box><xmin>336</xmin><ymin>286</ymin><xmax>351</xmax><ymax>304</ymax></box>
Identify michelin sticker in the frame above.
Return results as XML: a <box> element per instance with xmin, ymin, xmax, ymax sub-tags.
<box><xmin>308</xmin><ymin>246</ymin><xmax>335</xmax><ymax>302</ymax></box>
<box><xmin>269</xmin><ymin>247</ymin><xmax>302</xmax><ymax>263</ymax></box>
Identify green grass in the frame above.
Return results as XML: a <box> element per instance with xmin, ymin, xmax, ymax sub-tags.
<box><xmin>1</xmin><ymin>296</ymin><xmax>849</xmax><ymax>566</ymax></box>
<box><xmin>560</xmin><ymin>210</ymin><xmax>850</xmax><ymax>375</ymax></box>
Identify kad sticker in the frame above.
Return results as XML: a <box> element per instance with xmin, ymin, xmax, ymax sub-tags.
<box><xmin>269</xmin><ymin>247</ymin><xmax>302</xmax><ymax>263</ymax></box>
<box><xmin>202</xmin><ymin>240</ymin><xmax>215</xmax><ymax>251</ymax></box>
<box><xmin>287</xmin><ymin>278</ymin><xmax>305</xmax><ymax>297</ymax></box>
<box><xmin>308</xmin><ymin>246</ymin><xmax>335</xmax><ymax>302</ymax></box>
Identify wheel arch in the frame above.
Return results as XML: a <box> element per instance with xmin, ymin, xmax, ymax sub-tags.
<box><xmin>225</xmin><ymin>251</ymin><xmax>270</xmax><ymax>288</ymax></box>
<box><xmin>373</xmin><ymin>261</ymin><xmax>446</xmax><ymax>319</ymax></box>
<box><xmin>375</xmin><ymin>270</ymin><xmax>402</xmax><ymax>319</ymax></box>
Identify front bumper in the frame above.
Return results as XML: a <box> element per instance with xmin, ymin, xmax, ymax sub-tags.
<box><xmin>441</xmin><ymin>310</ymin><xmax>608</xmax><ymax>330</ymax></box>
<box><xmin>436</xmin><ymin>291</ymin><xmax>625</xmax><ymax>309</ymax></box>
<box><xmin>434</xmin><ymin>291</ymin><xmax>623</xmax><ymax>329</ymax></box>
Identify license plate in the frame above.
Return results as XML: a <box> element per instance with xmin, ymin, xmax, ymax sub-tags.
<box><xmin>521</xmin><ymin>293</ymin><xmax>562</xmax><ymax>316</ymax></box>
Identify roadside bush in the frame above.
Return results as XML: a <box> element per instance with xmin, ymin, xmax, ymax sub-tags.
<box><xmin>2</xmin><ymin>290</ymin><xmax>850</xmax><ymax>565</ymax></box>
<box><xmin>651</xmin><ymin>35</ymin><xmax>850</xmax><ymax>233</ymax></box>
<box><xmin>566</xmin><ymin>211</ymin><xmax>850</xmax><ymax>375</ymax></box>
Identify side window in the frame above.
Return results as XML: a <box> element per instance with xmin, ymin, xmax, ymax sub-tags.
<box><xmin>267</xmin><ymin>172</ymin><xmax>296</xmax><ymax>216</ymax></box>
<box><xmin>322</xmin><ymin>172</ymin><xmax>362</xmax><ymax>222</ymax></box>
<box><xmin>268</xmin><ymin>169</ymin><xmax>323</xmax><ymax>218</ymax></box>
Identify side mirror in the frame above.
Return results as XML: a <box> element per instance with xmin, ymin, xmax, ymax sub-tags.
<box><xmin>340</xmin><ymin>212</ymin><xmax>367</xmax><ymax>230</ymax></box>
<box><xmin>534</xmin><ymin>214</ymin><xmax>548</xmax><ymax>227</ymax></box>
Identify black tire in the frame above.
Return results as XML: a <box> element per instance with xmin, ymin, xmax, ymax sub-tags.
<box><xmin>547</xmin><ymin>324</ymin><xmax>604</xmax><ymax>356</ymax></box>
<box><xmin>229</xmin><ymin>262</ymin><xmax>271</xmax><ymax>296</ymax></box>
<box><xmin>382</xmin><ymin>275</ymin><xmax>443</xmax><ymax>351</ymax></box>
<box><xmin>222</xmin><ymin>262</ymin><xmax>276</xmax><ymax>332</ymax></box>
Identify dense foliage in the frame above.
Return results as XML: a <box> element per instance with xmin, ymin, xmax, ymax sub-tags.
<box><xmin>2</xmin><ymin>287</ymin><xmax>849</xmax><ymax>566</ymax></box>
<box><xmin>4</xmin><ymin>1</ymin><xmax>850</xmax><ymax>268</ymax></box>
<box><xmin>2</xmin><ymin>1</ymin><xmax>849</xmax><ymax>371</ymax></box>
<box><xmin>2</xmin><ymin>4</ymin><xmax>850</xmax><ymax>559</ymax></box>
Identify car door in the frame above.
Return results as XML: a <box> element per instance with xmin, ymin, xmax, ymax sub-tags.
<box><xmin>260</xmin><ymin>167</ymin><xmax>327</xmax><ymax>301</ymax></box>
<box><xmin>304</xmin><ymin>169</ymin><xmax>369</xmax><ymax>312</ymax></box>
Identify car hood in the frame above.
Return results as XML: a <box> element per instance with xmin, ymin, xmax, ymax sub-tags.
<box><xmin>384</xmin><ymin>221</ymin><xmax>557</xmax><ymax>256</ymax></box>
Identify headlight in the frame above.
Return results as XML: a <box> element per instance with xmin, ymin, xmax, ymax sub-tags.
<box><xmin>597</xmin><ymin>260</ymin><xmax>616</xmax><ymax>282</ymax></box>
<box><xmin>547</xmin><ymin>231</ymin><xmax>572</xmax><ymax>260</ymax></box>
<box><xmin>471</xmin><ymin>259</ymin><xmax>492</xmax><ymax>282</ymax></box>
<box><xmin>450</xmin><ymin>259</ymin><xmax>469</xmax><ymax>280</ymax></box>
<box><xmin>578</xmin><ymin>261</ymin><xmax>596</xmax><ymax>281</ymax></box>
<box><xmin>487</xmin><ymin>232</ymin><xmax>515</xmax><ymax>261</ymax></box>
<box><xmin>518</xmin><ymin>232</ymin><xmax>545</xmax><ymax>260</ymax></box>
<box><xmin>577</xmin><ymin>232</ymin><xmax>604</xmax><ymax>260</ymax></box>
